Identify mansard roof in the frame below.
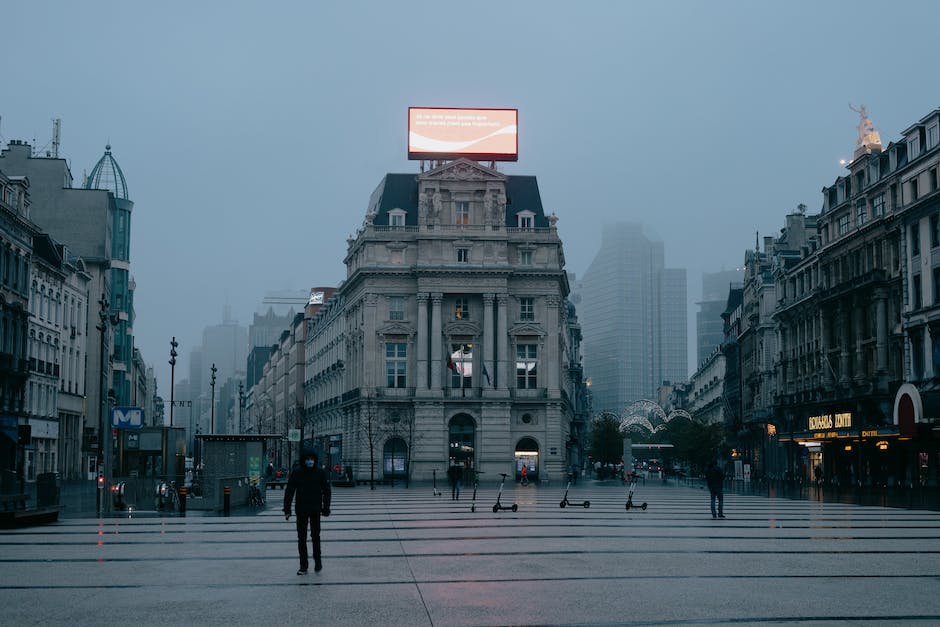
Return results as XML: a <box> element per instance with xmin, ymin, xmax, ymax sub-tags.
<box><xmin>367</xmin><ymin>159</ymin><xmax>549</xmax><ymax>228</ymax></box>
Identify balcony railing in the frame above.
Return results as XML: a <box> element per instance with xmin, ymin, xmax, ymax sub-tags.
<box><xmin>445</xmin><ymin>387</ymin><xmax>480</xmax><ymax>399</ymax></box>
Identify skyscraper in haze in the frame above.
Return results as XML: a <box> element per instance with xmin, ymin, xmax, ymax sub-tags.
<box><xmin>697</xmin><ymin>269</ymin><xmax>743</xmax><ymax>366</ymax></box>
<box><xmin>580</xmin><ymin>222</ymin><xmax>687</xmax><ymax>412</ymax></box>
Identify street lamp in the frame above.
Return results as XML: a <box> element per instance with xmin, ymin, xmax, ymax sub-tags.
<box><xmin>210</xmin><ymin>363</ymin><xmax>217</xmax><ymax>434</ymax></box>
<box><xmin>96</xmin><ymin>294</ymin><xmax>117</xmax><ymax>515</ymax></box>
<box><xmin>168</xmin><ymin>337</ymin><xmax>178</xmax><ymax>427</ymax></box>
<box><xmin>238</xmin><ymin>382</ymin><xmax>246</xmax><ymax>433</ymax></box>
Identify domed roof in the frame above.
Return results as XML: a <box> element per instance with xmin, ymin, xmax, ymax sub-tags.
<box><xmin>84</xmin><ymin>144</ymin><xmax>129</xmax><ymax>200</ymax></box>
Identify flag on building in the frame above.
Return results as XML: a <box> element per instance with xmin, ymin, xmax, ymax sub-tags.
<box><xmin>483</xmin><ymin>364</ymin><xmax>491</xmax><ymax>386</ymax></box>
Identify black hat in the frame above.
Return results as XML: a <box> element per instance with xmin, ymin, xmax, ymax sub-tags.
<box><xmin>301</xmin><ymin>448</ymin><xmax>318</xmax><ymax>461</ymax></box>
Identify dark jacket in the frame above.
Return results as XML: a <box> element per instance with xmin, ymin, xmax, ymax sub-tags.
<box><xmin>284</xmin><ymin>464</ymin><xmax>332</xmax><ymax>516</ymax></box>
<box><xmin>705</xmin><ymin>464</ymin><xmax>724</xmax><ymax>493</ymax></box>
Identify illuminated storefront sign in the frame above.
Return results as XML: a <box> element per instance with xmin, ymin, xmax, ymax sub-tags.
<box><xmin>808</xmin><ymin>412</ymin><xmax>852</xmax><ymax>431</ymax></box>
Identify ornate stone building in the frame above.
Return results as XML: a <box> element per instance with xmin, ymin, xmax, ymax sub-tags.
<box><xmin>775</xmin><ymin>108</ymin><xmax>907</xmax><ymax>485</ymax></box>
<box><xmin>304</xmin><ymin>159</ymin><xmax>586</xmax><ymax>482</ymax></box>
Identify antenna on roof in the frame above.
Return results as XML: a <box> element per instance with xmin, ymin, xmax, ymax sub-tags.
<box><xmin>51</xmin><ymin>118</ymin><xmax>61</xmax><ymax>158</ymax></box>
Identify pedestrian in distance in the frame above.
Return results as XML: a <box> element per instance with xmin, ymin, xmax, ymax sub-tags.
<box><xmin>447</xmin><ymin>464</ymin><xmax>463</xmax><ymax>501</ymax></box>
<box><xmin>520</xmin><ymin>463</ymin><xmax>529</xmax><ymax>486</ymax></box>
<box><xmin>705</xmin><ymin>460</ymin><xmax>725</xmax><ymax>519</ymax></box>
<box><xmin>284</xmin><ymin>448</ymin><xmax>331</xmax><ymax>575</ymax></box>
<box><xmin>447</xmin><ymin>463</ymin><xmax>462</xmax><ymax>500</ymax></box>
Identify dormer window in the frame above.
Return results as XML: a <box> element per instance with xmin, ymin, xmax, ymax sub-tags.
<box><xmin>455</xmin><ymin>201</ymin><xmax>470</xmax><ymax>225</ymax></box>
<box><xmin>517</xmin><ymin>210</ymin><xmax>535</xmax><ymax>229</ymax></box>
<box><xmin>928</xmin><ymin>123</ymin><xmax>939</xmax><ymax>150</ymax></box>
<box><xmin>388</xmin><ymin>209</ymin><xmax>406</xmax><ymax>227</ymax></box>
<box><xmin>909</xmin><ymin>135</ymin><xmax>921</xmax><ymax>160</ymax></box>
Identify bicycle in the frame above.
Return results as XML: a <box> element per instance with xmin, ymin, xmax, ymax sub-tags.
<box><xmin>248</xmin><ymin>484</ymin><xmax>265</xmax><ymax>507</ymax></box>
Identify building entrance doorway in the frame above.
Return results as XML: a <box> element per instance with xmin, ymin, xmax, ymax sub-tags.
<box><xmin>448</xmin><ymin>414</ymin><xmax>475</xmax><ymax>469</ymax></box>
<box><xmin>383</xmin><ymin>437</ymin><xmax>407</xmax><ymax>479</ymax></box>
<box><xmin>515</xmin><ymin>437</ymin><xmax>539</xmax><ymax>480</ymax></box>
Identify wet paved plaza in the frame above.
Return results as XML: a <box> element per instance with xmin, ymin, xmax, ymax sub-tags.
<box><xmin>2</xmin><ymin>481</ymin><xmax>939</xmax><ymax>626</ymax></box>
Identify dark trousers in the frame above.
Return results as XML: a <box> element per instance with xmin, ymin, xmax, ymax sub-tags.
<box><xmin>296</xmin><ymin>513</ymin><xmax>322</xmax><ymax>570</ymax></box>
<box><xmin>710</xmin><ymin>490</ymin><xmax>724</xmax><ymax>517</ymax></box>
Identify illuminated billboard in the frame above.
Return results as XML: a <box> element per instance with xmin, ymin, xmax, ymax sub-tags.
<box><xmin>408</xmin><ymin>107</ymin><xmax>518</xmax><ymax>161</ymax></box>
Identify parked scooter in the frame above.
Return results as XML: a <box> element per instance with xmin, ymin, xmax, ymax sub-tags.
<box><xmin>559</xmin><ymin>474</ymin><xmax>590</xmax><ymax>508</ymax></box>
<box><xmin>625</xmin><ymin>473</ymin><xmax>647</xmax><ymax>511</ymax></box>
<box><xmin>470</xmin><ymin>470</ymin><xmax>484</xmax><ymax>512</ymax></box>
<box><xmin>432</xmin><ymin>469</ymin><xmax>442</xmax><ymax>497</ymax></box>
<box><xmin>492</xmin><ymin>473</ymin><xmax>518</xmax><ymax>513</ymax></box>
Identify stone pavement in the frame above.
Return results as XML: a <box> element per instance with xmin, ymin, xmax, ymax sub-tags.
<box><xmin>2</xmin><ymin>480</ymin><xmax>939</xmax><ymax>626</ymax></box>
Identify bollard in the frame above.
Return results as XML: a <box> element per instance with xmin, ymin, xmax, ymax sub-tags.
<box><xmin>223</xmin><ymin>485</ymin><xmax>231</xmax><ymax>516</ymax></box>
<box><xmin>178</xmin><ymin>486</ymin><xmax>187</xmax><ymax>515</ymax></box>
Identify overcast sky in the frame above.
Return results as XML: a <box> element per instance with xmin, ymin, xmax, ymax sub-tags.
<box><xmin>3</xmin><ymin>1</ymin><xmax>938</xmax><ymax>392</ymax></box>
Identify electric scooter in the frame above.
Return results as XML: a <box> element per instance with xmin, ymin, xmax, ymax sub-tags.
<box><xmin>559</xmin><ymin>474</ymin><xmax>590</xmax><ymax>508</ymax></box>
<box><xmin>625</xmin><ymin>473</ymin><xmax>647</xmax><ymax>511</ymax></box>
<box><xmin>492</xmin><ymin>472</ymin><xmax>518</xmax><ymax>513</ymax></box>
<box><xmin>432</xmin><ymin>469</ymin><xmax>442</xmax><ymax>497</ymax></box>
<box><xmin>470</xmin><ymin>470</ymin><xmax>484</xmax><ymax>512</ymax></box>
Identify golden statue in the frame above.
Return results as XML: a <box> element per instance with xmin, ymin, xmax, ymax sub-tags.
<box><xmin>850</xmin><ymin>103</ymin><xmax>882</xmax><ymax>157</ymax></box>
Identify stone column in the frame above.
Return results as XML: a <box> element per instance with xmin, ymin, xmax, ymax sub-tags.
<box><xmin>430</xmin><ymin>293</ymin><xmax>443</xmax><ymax>390</ymax></box>
<box><xmin>417</xmin><ymin>292</ymin><xmax>429</xmax><ymax>391</ymax></box>
<box><xmin>483</xmin><ymin>293</ymin><xmax>494</xmax><ymax>387</ymax></box>
<box><xmin>363</xmin><ymin>294</ymin><xmax>377</xmax><ymax>388</ymax></box>
<box><xmin>820</xmin><ymin>309</ymin><xmax>833</xmax><ymax>388</ymax></box>
<box><xmin>875</xmin><ymin>288</ymin><xmax>888</xmax><ymax>374</ymax></box>
<box><xmin>497</xmin><ymin>294</ymin><xmax>509</xmax><ymax>390</ymax></box>
<box><xmin>545</xmin><ymin>295</ymin><xmax>560</xmax><ymax>394</ymax></box>
<box><xmin>926</xmin><ymin>326</ymin><xmax>936</xmax><ymax>379</ymax></box>
<box><xmin>838</xmin><ymin>303</ymin><xmax>851</xmax><ymax>386</ymax></box>
<box><xmin>853</xmin><ymin>297</ymin><xmax>866</xmax><ymax>382</ymax></box>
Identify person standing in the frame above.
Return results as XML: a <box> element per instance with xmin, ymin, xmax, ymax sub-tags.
<box><xmin>520</xmin><ymin>463</ymin><xmax>529</xmax><ymax>486</ymax></box>
<box><xmin>705</xmin><ymin>461</ymin><xmax>725</xmax><ymax>519</ymax></box>
<box><xmin>284</xmin><ymin>448</ymin><xmax>331</xmax><ymax>575</ymax></box>
<box><xmin>447</xmin><ymin>463</ymin><xmax>462</xmax><ymax>500</ymax></box>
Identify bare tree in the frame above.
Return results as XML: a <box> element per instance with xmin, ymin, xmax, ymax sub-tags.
<box><xmin>352</xmin><ymin>399</ymin><xmax>383</xmax><ymax>490</ymax></box>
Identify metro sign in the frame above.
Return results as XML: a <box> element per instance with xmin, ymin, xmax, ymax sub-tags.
<box><xmin>111</xmin><ymin>406</ymin><xmax>144</xmax><ymax>428</ymax></box>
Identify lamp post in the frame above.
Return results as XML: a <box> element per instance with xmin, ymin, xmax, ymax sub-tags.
<box><xmin>169</xmin><ymin>337</ymin><xmax>178</xmax><ymax>427</ymax></box>
<box><xmin>210</xmin><ymin>363</ymin><xmax>217</xmax><ymax>434</ymax></box>
<box><xmin>96</xmin><ymin>295</ymin><xmax>115</xmax><ymax>515</ymax></box>
<box><xmin>238</xmin><ymin>382</ymin><xmax>245</xmax><ymax>433</ymax></box>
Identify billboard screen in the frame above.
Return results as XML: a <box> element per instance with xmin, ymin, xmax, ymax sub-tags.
<box><xmin>408</xmin><ymin>107</ymin><xmax>518</xmax><ymax>161</ymax></box>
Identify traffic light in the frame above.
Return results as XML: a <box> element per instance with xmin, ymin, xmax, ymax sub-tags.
<box><xmin>17</xmin><ymin>424</ymin><xmax>31</xmax><ymax>446</ymax></box>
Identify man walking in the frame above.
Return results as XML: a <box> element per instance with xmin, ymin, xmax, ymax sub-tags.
<box><xmin>705</xmin><ymin>460</ymin><xmax>725</xmax><ymax>519</ymax></box>
<box><xmin>284</xmin><ymin>448</ymin><xmax>331</xmax><ymax>575</ymax></box>
<box><xmin>447</xmin><ymin>463</ymin><xmax>462</xmax><ymax>500</ymax></box>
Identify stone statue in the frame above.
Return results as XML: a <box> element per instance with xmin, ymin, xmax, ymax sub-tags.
<box><xmin>849</xmin><ymin>103</ymin><xmax>882</xmax><ymax>155</ymax></box>
<box><xmin>431</xmin><ymin>190</ymin><xmax>443</xmax><ymax>222</ymax></box>
<box><xmin>418</xmin><ymin>191</ymin><xmax>429</xmax><ymax>215</ymax></box>
<box><xmin>485</xmin><ymin>193</ymin><xmax>500</xmax><ymax>224</ymax></box>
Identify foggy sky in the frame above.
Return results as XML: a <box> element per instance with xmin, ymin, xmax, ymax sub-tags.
<box><xmin>3</xmin><ymin>1</ymin><xmax>938</xmax><ymax>393</ymax></box>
